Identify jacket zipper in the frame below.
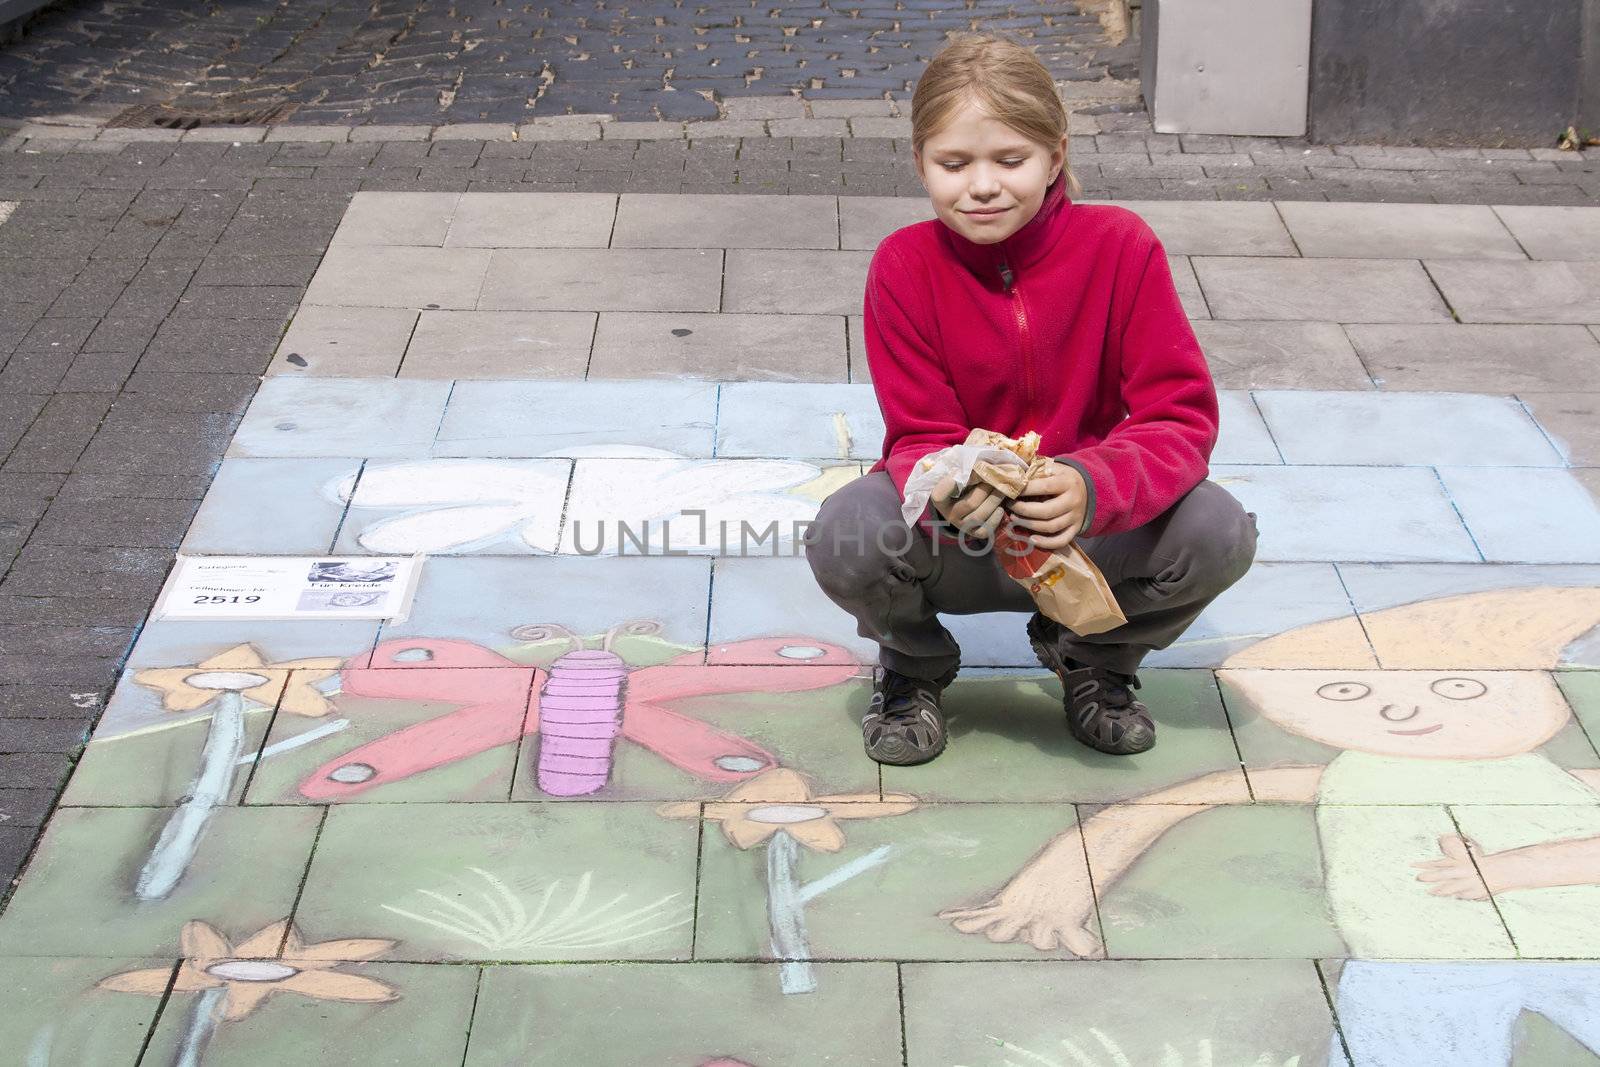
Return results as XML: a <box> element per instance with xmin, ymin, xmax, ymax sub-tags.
<box><xmin>999</xmin><ymin>255</ymin><xmax>1035</xmax><ymax>417</ymax></box>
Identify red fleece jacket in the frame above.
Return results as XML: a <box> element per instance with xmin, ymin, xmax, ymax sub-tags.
<box><xmin>864</xmin><ymin>175</ymin><xmax>1218</xmax><ymax>538</ymax></box>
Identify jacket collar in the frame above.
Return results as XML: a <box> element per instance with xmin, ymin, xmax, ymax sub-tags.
<box><xmin>937</xmin><ymin>172</ymin><xmax>1073</xmax><ymax>288</ymax></box>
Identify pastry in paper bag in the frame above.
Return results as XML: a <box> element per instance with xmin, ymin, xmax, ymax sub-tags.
<box><xmin>902</xmin><ymin>429</ymin><xmax>1127</xmax><ymax>637</ymax></box>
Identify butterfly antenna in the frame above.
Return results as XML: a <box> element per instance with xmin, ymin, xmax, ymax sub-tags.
<box><xmin>510</xmin><ymin>623</ymin><xmax>583</xmax><ymax>653</ymax></box>
<box><xmin>603</xmin><ymin>619</ymin><xmax>663</xmax><ymax>652</ymax></box>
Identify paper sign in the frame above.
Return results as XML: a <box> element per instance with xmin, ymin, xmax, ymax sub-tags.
<box><xmin>154</xmin><ymin>557</ymin><xmax>422</xmax><ymax>621</ymax></box>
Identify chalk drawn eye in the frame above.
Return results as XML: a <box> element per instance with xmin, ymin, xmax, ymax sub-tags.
<box><xmin>1430</xmin><ymin>677</ymin><xmax>1487</xmax><ymax>701</ymax></box>
<box><xmin>1317</xmin><ymin>681</ymin><xmax>1371</xmax><ymax>702</ymax></box>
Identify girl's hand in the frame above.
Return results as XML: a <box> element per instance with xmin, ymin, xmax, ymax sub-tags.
<box><xmin>931</xmin><ymin>476</ymin><xmax>1006</xmax><ymax>539</ymax></box>
<box><xmin>1008</xmin><ymin>459</ymin><xmax>1088</xmax><ymax>549</ymax></box>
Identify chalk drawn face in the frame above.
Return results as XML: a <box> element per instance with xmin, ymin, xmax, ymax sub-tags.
<box><xmin>1226</xmin><ymin>670</ymin><xmax>1571</xmax><ymax>760</ymax></box>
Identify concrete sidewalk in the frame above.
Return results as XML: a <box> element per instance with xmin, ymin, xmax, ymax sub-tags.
<box><xmin>1</xmin><ymin>190</ymin><xmax>1599</xmax><ymax>1064</ymax></box>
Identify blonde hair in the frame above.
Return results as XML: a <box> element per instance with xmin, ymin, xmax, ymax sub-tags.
<box><xmin>911</xmin><ymin>33</ymin><xmax>1084</xmax><ymax>198</ymax></box>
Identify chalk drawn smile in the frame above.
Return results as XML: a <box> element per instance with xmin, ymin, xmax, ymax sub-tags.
<box><xmin>1386</xmin><ymin>723</ymin><xmax>1443</xmax><ymax>736</ymax></box>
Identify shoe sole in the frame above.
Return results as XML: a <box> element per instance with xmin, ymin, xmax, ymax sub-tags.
<box><xmin>864</xmin><ymin>736</ymin><xmax>945</xmax><ymax>766</ymax></box>
<box><xmin>1026</xmin><ymin>616</ymin><xmax>1155</xmax><ymax>756</ymax></box>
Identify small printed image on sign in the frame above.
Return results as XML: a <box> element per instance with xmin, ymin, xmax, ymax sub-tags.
<box><xmin>306</xmin><ymin>560</ymin><xmax>399</xmax><ymax>585</ymax></box>
<box><xmin>155</xmin><ymin>556</ymin><xmax>420</xmax><ymax>620</ymax></box>
<box><xmin>297</xmin><ymin>589</ymin><xmax>389</xmax><ymax>611</ymax></box>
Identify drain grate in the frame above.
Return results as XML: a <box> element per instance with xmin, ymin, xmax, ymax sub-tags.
<box><xmin>108</xmin><ymin>102</ymin><xmax>300</xmax><ymax>130</ymax></box>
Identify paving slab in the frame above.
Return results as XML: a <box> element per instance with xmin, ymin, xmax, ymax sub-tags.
<box><xmin>555</xmin><ymin>457</ymin><xmax>855</xmax><ymax>556</ymax></box>
<box><xmin>293</xmin><ymin>803</ymin><xmax>698</xmax><ymax>962</ymax></box>
<box><xmin>245</xmin><ymin>666</ymin><xmax>531</xmax><ymax>805</ymax></box>
<box><xmin>589</xmin><ymin>311</ymin><xmax>847</xmax><ymax>381</ymax></box>
<box><xmin>230</xmin><ymin>378</ymin><xmax>452</xmax><ymax>459</ymax></box>
<box><xmin>613</xmin><ymin>193</ymin><xmax>838</xmax><ymax>249</ymax></box>
<box><xmin>400</xmin><ymin>310</ymin><xmax>595</xmax><ymax>378</ymax></box>
<box><xmin>1326</xmin><ymin>563</ymin><xmax>1600</xmax><ymax>670</ymax></box>
<box><xmin>839</xmin><ymin>196</ymin><xmax>933</xmax><ymax>251</ymax></box>
<box><xmin>328</xmin><ymin>192</ymin><xmax>460</xmax><ymax>247</ymax></box>
<box><xmin>181</xmin><ymin>457</ymin><xmax>355</xmax><ymax>554</ymax></box>
<box><xmin>465</xmin><ymin>962</ymin><xmax>902</xmax><ymax>1066</ymax></box>
<box><xmin>1329</xmin><ymin>958</ymin><xmax>1600</xmax><ymax>1063</ymax></box>
<box><xmin>1425</xmin><ymin>260</ymin><xmax>1600</xmax><ymax>323</ymax></box>
<box><xmin>141</xmin><ymin>961</ymin><xmax>477</xmax><ymax>1066</ymax></box>
<box><xmin>1563</xmin><ymin>672</ymin><xmax>1600</xmax><ymax>745</ymax></box>
<box><xmin>721</xmin><ymin>249</ymin><xmax>872</xmax><ymax>315</ymax></box>
<box><xmin>1108</xmin><ymin>199</ymin><xmax>1297</xmax><ymax>255</ymax></box>
<box><xmin>847</xmin><ymin>314</ymin><xmax>868</xmax><ymax>382</ymax></box>
<box><xmin>1169</xmin><ymin>254</ymin><xmax>1210</xmax><ymax>319</ymax></box>
<box><xmin>302</xmin><ymin>245</ymin><xmax>493</xmax><ymax>310</ymax></box>
<box><xmin>1255</xmin><ymin>391</ymin><xmax>1564</xmax><ymax>466</ymax></box>
<box><xmin>1519</xmin><ymin>393</ymin><xmax>1600</xmax><ymax>464</ymax></box>
<box><xmin>1437</xmin><ymin>466</ymin><xmax>1600</xmax><ymax>563</ymax></box>
<box><xmin>0</xmin><ymin>806</ymin><xmax>321</xmax><ymax>957</ymax></box>
<box><xmin>121</xmin><ymin>620</ymin><xmax>380</xmax><ymax>672</ymax></box>
<box><xmin>1195</xmin><ymin>257</ymin><xmax>1453</xmax><ymax>322</ymax></box>
<box><xmin>902</xmin><ymin>960</ymin><xmax>1338</xmax><ymax>1065</ymax></box>
<box><xmin>60</xmin><ymin>678</ymin><xmax>283</xmax><ymax>806</ymax></box>
<box><xmin>1346</xmin><ymin>323</ymin><xmax>1600</xmax><ymax>392</ymax></box>
<box><xmin>716</xmin><ymin>382</ymin><xmax>882</xmax><ymax>459</ymax></box>
<box><xmin>1193</xmin><ymin>320</ymin><xmax>1374</xmax><ymax>390</ymax></box>
<box><xmin>1493</xmin><ymin>204</ymin><xmax>1600</xmax><ymax>260</ymax></box>
<box><xmin>379</xmin><ymin>554</ymin><xmax>711</xmax><ymax>655</ymax></box>
<box><xmin>269</xmin><ymin>305</ymin><xmax>417</xmax><ymax>377</ymax></box>
<box><xmin>0</xmin><ymin>956</ymin><xmax>165</xmax><ymax>1061</ymax></box>
<box><xmin>1276</xmin><ymin>202</ymin><xmax>1525</xmax><ymax>259</ymax></box>
<box><xmin>693</xmin><ymin>803</ymin><xmax>1101</xmax><ymax>962</ymax></box>
<box><xmin>717</xmin><ymin>556</ymin><xmax>1353</xmax><ymax>672</ymax></box>
<box><xmin>333</xmin><ymin>458</ymin><xmax>571</xmax><ymax>555</ymax></box>
<box><xmin>507</xmin><ymin>665</ymin><xmax>875</xmax><ymax>803</ymax></box>
<box><xmin>444</xmin><ymin>191</ymin><xmax>618</xmax><ymax>248</ymax></box>
<box><xmin>878</xmin><ymin>669</ymin><xmax>1244</xmax><ymax>803</ymax></box>
<box><xmin>477</xmin><ymin>248</ymin><xmax>723</xmax><ymax>312</ymax></box>
<box><xmin>1214</xmin><ymin>390</ymin><xmax>1282</xmax><ymax>464</ymax></box>
<box><xmin>1154</xmin><ymin>561</ymin><xmax>1361</xmax><ymax>668</ymax></box>
<box><xmin>1578</xmin><ymin>467</ymin><xmax>1600</xmax><ymax>513</ymax></box>
<box><xmin>1215</xmin><ymin>464</ymin><xmax>1480</xmax><ymax>562</ymax></box>
<box><xmin>1454</xmin><ymin>804</ymin><xmax>1600</xmax><ymax>958</ymax></box>
<box><xmin>435</xmin><ymin>379</ymin><xmax>716</xmax><ymax>457</ymax></box>
<box><xmin>707</xmin><ymin>555</ymin><xmax>875</xmax><ymax>665</ymax></box>
<box><xmin>1220</xmin><ymin>667</ymin><xmax>1600</xmax><ymax>792</ymax></box>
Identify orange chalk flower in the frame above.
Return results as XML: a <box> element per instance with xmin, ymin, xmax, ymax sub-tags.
<box><xmin>134</xmin><ymin>644</ymin><xmax>342</xmax><ymax>716</ymax></box>
<box><xmin>660</xmin><ymin>767</ymin><xmax>916</xmax><ymax>853</ymax></box>
<box><xmin>98</xmin><ymin>920</ymin><xmax>398</xmax><ymax>1021</ymax></box>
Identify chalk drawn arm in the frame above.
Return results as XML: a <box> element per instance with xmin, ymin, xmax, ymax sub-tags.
<box><xmin>1415</xmin><ymin>832</ymin><xmax>1600</xmax><ymax>900</ymax></box>
<box><xmin>939</xmin><ymin>767</ymin><xmax>1317</xmax><ymax>955</ymax></box>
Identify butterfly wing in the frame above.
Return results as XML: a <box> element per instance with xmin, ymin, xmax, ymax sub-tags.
<box><xmin>298</xmin><ymin>667</ymin><xmax>544</xmax><ymax>800</ymax></box>
<box><xmin>620</xmin><ymin>699</ymin><xmax>777</xmax><ymax>781</ymax></box>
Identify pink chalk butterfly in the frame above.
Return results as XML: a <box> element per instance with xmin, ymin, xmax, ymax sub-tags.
<box><xmin>298</xmin><ymin>623</ymin><xmax>858</xmax><ymax>800</ymax></box>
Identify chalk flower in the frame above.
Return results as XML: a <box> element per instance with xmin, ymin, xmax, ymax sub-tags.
<box><xmin>660</xmin><ymin>767</ymin><xmax>916</xmax><ymax>853</ymax></box>
<box><xmin>134</xmin><ymin>644</ymin><xmax>341</xmax><ymax>716</ymax></box>
<box><xmin>98</xmin><ymin>920</ymin><xmax>397</xmax><ymax>1021</ymax></box>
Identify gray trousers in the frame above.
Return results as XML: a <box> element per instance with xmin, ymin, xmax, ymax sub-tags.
<box><xmin>804</xmin><ymin>472</ymin><xmax>1258</xmax><ymax>679</ymax></box>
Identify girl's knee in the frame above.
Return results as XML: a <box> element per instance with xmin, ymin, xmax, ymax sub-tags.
<box><xmin>1183</xmin><ymin>482</ymin><xmax>1257</xmax><ymax>590</ymax></box>
<box><xmin>805</xmin><ymin>475</ymin><xmax>917</xmax><ymax>593</ymax></box>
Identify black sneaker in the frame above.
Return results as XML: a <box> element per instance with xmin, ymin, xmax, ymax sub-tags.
<box><xmin>862</xmin><ymin>665</ymin><xmax>956</xmax><ymax>766</ymax></box>
<box><xmin>1027</xmin><ymin>613</ymin><xmax>1155</xmax><ymax>755</ymax></box>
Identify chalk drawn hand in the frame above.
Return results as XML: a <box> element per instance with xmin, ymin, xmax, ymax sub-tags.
<box><xmin>938</xmin><ymin>871</ymin><xmax>1101</xmax><ymax>955</ymax></box>
<box><xmin>1412</xmin><ymin>834</ymin><xmax>1491</xmax><ymax>900</ymax></box>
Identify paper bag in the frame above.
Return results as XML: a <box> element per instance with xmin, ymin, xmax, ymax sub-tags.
<box><xmin>901</xmin><ymin>429</ymin><xmax>1127</xmax><ymax>637</ymax></box>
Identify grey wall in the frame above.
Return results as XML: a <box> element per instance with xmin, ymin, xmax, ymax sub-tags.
<box><xmin>1309</xmin><ymin>0</ymin><xmax>1587</xmax><ymax>146</ymax></box>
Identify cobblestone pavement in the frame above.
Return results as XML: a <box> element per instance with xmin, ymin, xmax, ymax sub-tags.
<box><xmin>0</xmin><ymin>0</ymin><xmax>1134</xmax><ymax>124</ymax></box>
